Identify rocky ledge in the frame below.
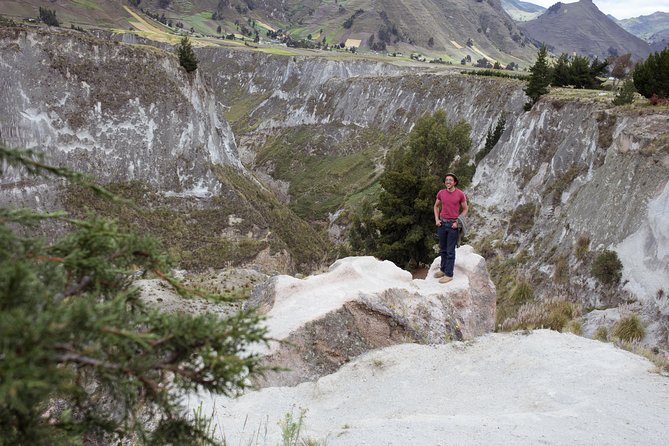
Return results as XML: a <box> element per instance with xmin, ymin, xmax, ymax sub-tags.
<box><xmin>246</xmin><ymin>246</ymin><xmax>496</xmax><ymax>387</ymax></box>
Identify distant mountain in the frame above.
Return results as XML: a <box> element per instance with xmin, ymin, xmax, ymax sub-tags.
<box><xmin>618</xmin><ymin>12</ymin><xmax>669</xmax><ymax>44</ymax></box>
<box><xmin>0</xmin><ymin>0</ymin><xmax>539</xmax><ymax>64</ymax></box>
<box><xmin>501</xmin><ymin>0</ymin><xmax>546</xmax><ymax>21</ymax></box>
<box><xmin>649</xmin><ymin>30</ymin><xmax>669</xmax><ymax>52</ymax></box>
<box><xmin>519</xmin><ymin>0</ymin><xmax>651</xmax><ymax>60</ymax></box>
<box><xmin>211</xmin><ymin>0</ymin><xmax>538</xmax><ymax>62</ymax></box>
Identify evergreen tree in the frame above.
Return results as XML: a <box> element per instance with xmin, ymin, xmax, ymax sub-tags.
<box><xmin>633</xmin><ymin>47</ymin><xmax>669</xmax><ymax>99</ymax></box>
<box><xmin>569</xmin><ymin>55</ymin><xmax>591</xmax><ymax>88</ymax></box>
<box><xmin>476</xmin><ymin>115</ymin><xmax>506</xmax><ymax>164</ymax></box>
<box><xmin>0</xmin><ymin>145</ymin><xmax>268</xmax><ymax>445</ymax></box>
<box><xmin>612</xmin><ymin>79</ymin><xmax>636</xmax><ymax>106</ymax></box>
<box><xmin>588</xmin><ymin>57</ymin><xmax>609</xmax><ymax>89</ymax></box>
<box><xmin>350</xmin><ymin>111</ymin><xmax>472</xmax><ymax>268</ymax></box>
<box><xmin>524</xmin><ymin>45</ymin><xmax>551</xmax><ymax>109</ymax></box>
<box><xmin>551</xmin><ymin>53</ymin><xmax>608</xmax><ymax>89</ymax></box>
<box><xmin>176</xmin><ymin>36</ymin><xmax>198</xmax><ymax>73</ymax></box>
<box><xmin>551</xmin><ymin>53</ymin><xmax>570</xmax><ymax>87</ymax></box>
<box><xmin>38</xmin><ymin>7</ymin><xmax>59</xmax><ymax>27</ymax></box>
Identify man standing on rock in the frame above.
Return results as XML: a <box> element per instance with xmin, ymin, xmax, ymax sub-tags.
<box><xmin>433</xmin><ymin>173</ymin><xmax>468</xmax><ymax>284</ymax></box>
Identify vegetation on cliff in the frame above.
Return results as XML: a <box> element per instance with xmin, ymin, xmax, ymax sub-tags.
<box><xmin>524</xmin><ymin>46</ymin><xmax>551</xmax><ymax>109</ymax></box>
<box><xmin>176</xmin><ymin>36</ymin><xmax>198</xmax><ymax>72</ymax></box>
<box><xmin>0</xmin><ymin>145</ymin><xmax>268</xmax><ymax>445</ymax></box>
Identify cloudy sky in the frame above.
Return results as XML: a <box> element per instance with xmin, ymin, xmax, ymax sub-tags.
<box><xmin>528</xmin><ymin>1</ymin><xmax>669</xmax><ymax>19</ymax></box>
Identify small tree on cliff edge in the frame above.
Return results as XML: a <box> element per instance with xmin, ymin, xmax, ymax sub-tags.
<box><xmin>349</xmin><ymin>111</ymin><xmax>472</xmax><ymax>269</ymax></box>
<box><xmin>0</xmin><ymin>145</ymin><xmax>268</xmax><ymax>445</ymax></box>
<box><xmin>524</xmin><ymin>45</ymin><xmax>551</xmax><ymax>110</ymax></box>
<box><xmin>177</xmin><ymin>36</ymin><xmax>198</xmax><ymax>72</ymax></box>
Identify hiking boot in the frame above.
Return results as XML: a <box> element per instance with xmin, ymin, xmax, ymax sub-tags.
<box><xmin>439</xmin><ymin>275</ymin><xmax>453</xmax><ymax>284</ymax></box>
<box><xmin>434</xmin><ymin>271</ymin><xmax>445</xmax><ymax>278</ymax></box>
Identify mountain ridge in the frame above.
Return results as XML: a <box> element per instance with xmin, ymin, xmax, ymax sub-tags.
<box><xmin>501</xmin><ymin>0</ymin><xmax>545</xmax><ymax>21</ymax></box>
<box><xmin>0</xmin><ymin>0</ymin><xmax>537</xmax><ymax>64</ymax></box>
<box><xmin>618</xmin><ymin>11</ymin><xmax>669</xmax><ymax>52</ymax></box>
<box><xmin>519</xmin><ymin>0</ymin><xmax>651</xmax><ymax>59</ymax></box>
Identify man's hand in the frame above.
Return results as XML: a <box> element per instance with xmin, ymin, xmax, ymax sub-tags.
<box><xmin>451</xmin><ymin>221</ymin><xmax>458</xmax><ymax>229</ymax></box>
<box><xmin>435</xmin><ymin>219</ymin><xmax>441</xmax><ymax>226</ymax></box>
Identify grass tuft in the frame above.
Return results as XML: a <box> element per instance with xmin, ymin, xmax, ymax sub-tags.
<box><xmin>501</xmin><ymin>296</ymin><xmax>582</xmax><ymax>332</ymax></box>
<box><xmin>594</xmin><ymin>326</ymin><xmax>608</xmax><ymax>341</ymax></box>
<box><xmin>612</xmin><ymin>314</ymin><xmax>645</xmax><ymax>342</ymax></box>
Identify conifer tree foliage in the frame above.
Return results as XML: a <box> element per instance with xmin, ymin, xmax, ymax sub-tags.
<box><xmin>38</xmin><ymin>7</ymin><xmax>59</xmax><ymax>27</ymax></box>
<box><xmin>633</xmin><ymin>47</ymin><xmax>669</xmax><ymax>99</ymax></box>
<box><xmin>176</xmin><ymin>36</ymin><xmax>198</xmax><ymax>73</ymax></box>
<box><xmin>524</xmin><ymin>45</ymin><xmax>551</xmax><ymax>109</ymax></box>
<box><xmin>551</xmin><ymin>53</ymin><xmax>570</xmax><ymax>87</ymax></box>
<box><xmin>476</xmin><ymin>114</ymin><xmax>506</xmax><ymax>164</ymax></box>
<box><xmin>550</xmin><ymin>53</ymin><xmax>609</xmax><ymax>89</ymax></box>
<box><xmin>612</xmin><ymin>79</ymin><xmax>636</xmax><ymax>106</ymax></box>
<box><xmin>0</xmin><ymin>145</ymin><xmax>268</xmax><ymax>445</ymax></box>
<box><xmin>349</xmin><ymin>111</ymin><xmax>471</xmax><ymax>268</ymax></box>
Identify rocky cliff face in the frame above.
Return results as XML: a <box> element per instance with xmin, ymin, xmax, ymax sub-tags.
<box><xmin>0</xmin><ymin>28</ymin><xmax>239</xmax><ymax>210</ymax></box>
<box><xmin>199</xmin><ymin>47</ymin><xmax>526</xmax><ymax>143</ymax></box>
<box><xmin>198</xmin><ymin>46</ymin><xmax>667</xmax><ymax>342</ymax></box>
<box><xmin>473</xmin><ymin>100</ymin><xmax>669</xmax><ymax>304</ymax></box>
<box><xmin>2</xmin><ymin>28</ymin><xmax>666</xmax><ymax>343</ymax></box>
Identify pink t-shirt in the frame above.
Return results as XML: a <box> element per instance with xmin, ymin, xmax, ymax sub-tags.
<box><xmin>436</xmin><ymin>188</ymin><xmax>466</xmax><ymax>219</ymax></box>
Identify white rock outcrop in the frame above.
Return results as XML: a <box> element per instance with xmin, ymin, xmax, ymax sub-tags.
<box><xmin>190</xmin><ymin>330</ymin><xmax>669</xmax><ymax>446</ymax></box>
<box><xmin>246</xmin><ymin>246</ymin><xmax>496</xmax><ymax>387</ymax></box>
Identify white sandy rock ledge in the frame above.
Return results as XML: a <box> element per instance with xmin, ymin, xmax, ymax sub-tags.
<box><xmin>245</xmin><ymin>245</ymin><xmax>496</xmax><ymax>387</ymax></box>
<box><xmin>190</xmin><ymin>330</ymin><xmax>669</xmax><ymax>446</ymax></box>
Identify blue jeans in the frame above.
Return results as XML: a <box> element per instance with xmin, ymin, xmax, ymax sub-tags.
<box><xmin>437</xmin><ymin>224</ymin><xmax>458</xmax><ymax>277</ymax></box>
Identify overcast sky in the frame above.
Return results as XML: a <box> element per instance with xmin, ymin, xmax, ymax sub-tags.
<box><xmin>528</xmin><ymin>1</ymin><xmax>669</xmax><ymax>19</ymax></box>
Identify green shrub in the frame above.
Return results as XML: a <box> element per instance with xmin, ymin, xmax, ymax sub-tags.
<box><xmin>0</xmin><ymin>14</ymin><xmax>16</xmax><ymax>27</ymax></box>
<box><xmin>612</xmin><ymin>315</ymin><xmax>645</xmax><ymax>342</ymax></box>
<box><xmin>465</xmin><ymin>69</ymin><xmax>528</xmax><ymax>80</ymax></box>
<box><xmin>544</xmin><ymin>300</ymin><xmax>578</xmax><ymax>330</ymax></box>
<box><xmin>0</xmin><ymin>145</ymin><xmax>268</xmax><ymax>445</ymax></box>
<box><xmin>591</xmin><ymin>250</ymin><xmax>623</xmax><ymax>285</ymax></box>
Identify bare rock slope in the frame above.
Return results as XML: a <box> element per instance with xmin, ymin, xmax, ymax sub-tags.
<box><xmin>0</xmin><ymin>27</ymin><xmax>239</xmax><ymax>209</ymax></box>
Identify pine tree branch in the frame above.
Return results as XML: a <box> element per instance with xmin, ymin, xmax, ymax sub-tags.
<box><xmin>63</xmin><ymin>275</ymin><xmax>93</xmax><ymax>297</ymax></box>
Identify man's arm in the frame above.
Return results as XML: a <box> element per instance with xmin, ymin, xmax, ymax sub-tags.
<box><xmin>460</xmin><ymin>197</ymin><xmax>469</xmax><ymax>218</ymax></box>
<box><xmin>433</xmin><ymin>198</ymin><xmax>442</xmax><ymax>226</ymax></box>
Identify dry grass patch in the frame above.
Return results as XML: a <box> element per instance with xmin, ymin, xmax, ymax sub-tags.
<box><xmin>611</xmin><ymin>314</ymin><xmax>645</xmax><ymax>342</ymax></box>
<box><xmin>501</xmin><ymin>296</ymin><xmax>582</xmax><ymax>332</ymax></box>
